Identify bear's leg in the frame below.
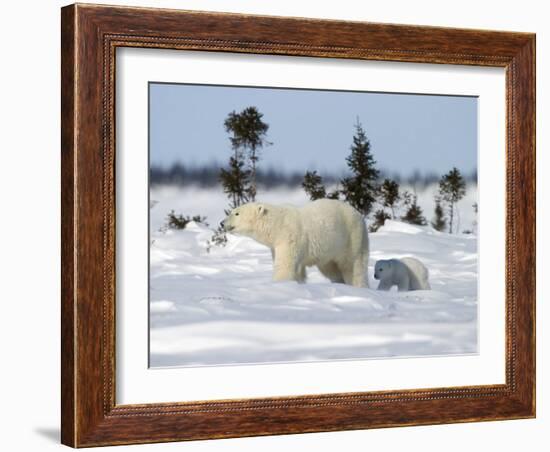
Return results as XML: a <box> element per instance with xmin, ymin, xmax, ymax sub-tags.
<box><xmin>272</xmin><ymin>246</ymin><xmax>302</xmax><ymax>282</ymax></box>
<box><xmin>297</xmin><ymin>265</ymin><xmax>307</xmax><ymax>283</ymax></box>
<box><xmin>317</xmin><ymin>262</ymin><xmax>344</xmax><ymax>284</ymax></box>
<box><xmin>377</xmin><ymin>280</ymin><xmax>393</xmax><ymax>291</ymax></box>
<box><xmin>339</xmin><ymin>259</ymin><xmax>367</xmax><ymax>288</ymax></box>
<box><xmin>397</xmin><ymin>274</ymin><xmax>410</xmax><ymax>292</ymax></box>
<box><xmin>351</xmin><ymin>259</ymin><xmax>368</xmax><ymax>288</ymax></box>
<box><xmin>339</xmin><ymin>263</ymin><xmax>355</xmax><ymax>287</ymax></box>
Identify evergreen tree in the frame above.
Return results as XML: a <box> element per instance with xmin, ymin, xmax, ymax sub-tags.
<box><xmin>164</xmin><ymin>211</ymin><xmax>208</xmax><ymax>230</ymax></box>
<box><xmin>370</xmin><ymin>209</ymin><xmax>391</xmax><ymax>232</ymax></box>
<box><xmin>401</xmin><ymin>196</ymin><xmax>427</xmax><ymax>225</ymax></box>
<box><xmin>219</xmin><ymin>156</ymin><xmax>251</xmax><ymax>209</ymax></box>
<box><xmin>326</xmin><ymin>188</ymin><xmax>341</xmax><ymax>200</ymax></box>
<box><xmin>379</xmin><ymin>178</ymin><xmax>401</xmax><ymax>219</ymax></box>
<box><xmin>431</xmin><ymin>197</ymin><xmax>447</xmax><ymax>232</ymax></box>
<box><xmin>438</xmin><ymin>167</ymin><xmax>466</xmax><ymax>233</ymax></box>
<box><xmin>224</xmin><ymin>106</ymin><xmax>270</xmax><ymax>202</ymax></box>
<box><xmin>340</xmin><ymin>119</ymin><xmax>380</xmax><ymax>216</ymax></box>
<box><xmin>207</xmin><ymin>223</ymin><xmax>229</xmax><ymax>252</ymax></box>
<box><xmin>401</xmin><ymin>190</ymin><xmax>413</xmax><ymax>208</ymax></box>
<box><xmin>302</xmin><ymin>170</ymin><xmax>327</xmax><ymax>200</ymax></box>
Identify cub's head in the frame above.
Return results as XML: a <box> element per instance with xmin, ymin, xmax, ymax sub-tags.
<box><xmin>222</xmin><ymin>203</ymin><xmax>268</xmax><ymax>236</ymax></box>
<box><xmin>374</xmin><ymin>260</ymin><xmax>392</xmax><ymax>280</ymax></box>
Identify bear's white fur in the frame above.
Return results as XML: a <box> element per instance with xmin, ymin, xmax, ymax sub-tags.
<box><xmin>374</xmin><ymin>257</ymin><xmax>430</xmax><ymax>291</ymax></box>
<box><xmin>223</xmin><ymin>199</ymin><xmax>369</xmax><ymax>287</ymax></box>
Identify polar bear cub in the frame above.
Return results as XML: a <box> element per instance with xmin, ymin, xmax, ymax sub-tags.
<box><xmin>374</xmin><ymin>257</ymin><xmax>430</xmax><ymax>291</ymax></box>
<box><xmin>222</xmin><ymin>199</ymin><xmax>369</xmax><ymax>287</ymax></box>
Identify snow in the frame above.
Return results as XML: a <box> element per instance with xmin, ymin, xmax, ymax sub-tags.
<box><xmin>149</xmin><ymin>186</ymin><xmax>478</xmax><ymax>367</ymax></box>
<box><xmin>149</xmin><ymin>183</ymin><xmax>478</xmax><ymax>234</ymax></box>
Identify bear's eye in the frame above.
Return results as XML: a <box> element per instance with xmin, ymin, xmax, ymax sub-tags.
<box><xmin>235</xmin><ymin>212</ymin><xmax>239</xmax><ymax>216</ymax></box>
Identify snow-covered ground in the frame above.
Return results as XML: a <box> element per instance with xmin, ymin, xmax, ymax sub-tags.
<box><xmin>149</xmin><ymin>185</ymin><xmax>478</xmax><ymax>367</ymax></box>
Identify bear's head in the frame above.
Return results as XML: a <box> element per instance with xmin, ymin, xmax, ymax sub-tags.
<box><xmin>222</xmin><ymin>203</ymin><xmax>269</xmax><ymax>239</ymax></box>
<box><xmin>374</xmin><ymin>260</ymin><xmax>392</xmax><ymax>280</ymax></box>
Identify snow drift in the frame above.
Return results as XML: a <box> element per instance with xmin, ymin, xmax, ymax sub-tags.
<box><xmin>149</xmin><ymin>187</ymin><xmax>478</xmax><ymax>367</ymax></box>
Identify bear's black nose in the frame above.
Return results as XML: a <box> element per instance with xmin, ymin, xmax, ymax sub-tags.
<box><xmin>220</xmin><ymin>220</ymin><xmax>225</xmax><ymax>227</ymax></box>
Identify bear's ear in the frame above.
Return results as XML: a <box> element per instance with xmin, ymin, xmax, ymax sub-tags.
<box><xmin>258</xmin><ymin>204</ymin><xmax>267</xmax><ymax>215</ymax></box>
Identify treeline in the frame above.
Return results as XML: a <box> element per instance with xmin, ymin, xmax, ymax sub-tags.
<box><xmin>150</xmin><ymin>163</ymin><xmax>476</xmax><ymax>189</ymax></box>
<box><xmin>151</xmin><ymin>164</ymin><xmax>311</xmax><ymax>189</ymax></box>
<box><xmin>159</xmin><ymin>105</ymin><xmax>476</xmax><ymax>245</ymax></box>
<box><xmin>301</xmin><ymin>120</ymin><xmax>472</xmax><ymax>234</ymax></box>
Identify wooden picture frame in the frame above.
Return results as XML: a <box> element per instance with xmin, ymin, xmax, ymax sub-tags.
<box><xmin>61</xmin><ymin>3</ymin><xmax>535</xmax><ymax>447</ymax></box>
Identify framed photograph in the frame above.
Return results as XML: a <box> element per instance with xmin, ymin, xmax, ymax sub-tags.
<box><xmin>61</xmin><ymin>3</ymin><xmax>535</xmax><ymax>447</ymax></box>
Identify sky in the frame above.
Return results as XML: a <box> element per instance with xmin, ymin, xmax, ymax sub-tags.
<box><xmin>149</xmin><ymin>82</ymin><xmax>477</xmax><ymax>177</ymax></box>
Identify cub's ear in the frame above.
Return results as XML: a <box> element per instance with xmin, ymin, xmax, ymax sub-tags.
<box><xmin>258</xmin><ymin>204</ymin><xmax>268</xmax><ymax>215</ymax></box>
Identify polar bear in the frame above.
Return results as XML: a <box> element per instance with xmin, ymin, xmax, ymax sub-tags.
<box><xmin>374</xmin><ymin>257</ymin><xmax>430</xmax><ymax>291</ymax></box>
<box><xmin>222</xmin><ymin>199</ymin><xmax>369</xmax><ymax>287</ymax></box>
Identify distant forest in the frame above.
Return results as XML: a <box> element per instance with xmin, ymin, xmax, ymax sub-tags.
<box><xmin>150</xmin><ymin>163</ymin><xmax>477</xmax><ymax>189</ymax></box>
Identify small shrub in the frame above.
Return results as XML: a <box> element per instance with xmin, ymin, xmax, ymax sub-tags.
<box><xmin>165</xmin><ymin>211</ymin><xmax>208</xmax><ymax>230</ymax></box>
<box><xmin>431</xmin><ymin>198</ymin><xmax>447</xmax><ymax>232</ymax></box>
<box><xmin>379</xmin><ymin>178</ymin><xmax>401</xmax><ymax>218</ymax></box>
<box><xmin>369</xmin><ymin>209</ymin><xmax>391</xmax><ymax>232</ymax></box>
<box><xmin>401</xmin><ymin>198</ymin><xmax>427</xmax><ymax>226</ymax></box>
<box><xmin>326</xmin><ymin>188</ymin><xmax>341</xmax><ymax>200</ymax></box>
<box><xmin>207</xmin><ymin>224</ymin><xmax>228</xmax><ymax>253</ymax></box>
<box><xmin>302</xmin><ymin>170</ymin><xmax>327</xmax><ymax>200</ymax></box>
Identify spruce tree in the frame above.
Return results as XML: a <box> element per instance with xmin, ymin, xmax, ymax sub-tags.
<box><xmin>370</xmin><ymin>209</ymin><xmax>391</xmax><ymax>232</ymax></box>
<box><xmin>401</xmin><ymin>190</ymin><xmax>413</xmax><ymax>208</ymax></box>
<box><xmin>224</xmin><ymin>106</ymin><xmax>270</xmax><ymax>202</ymax></box>
<box><xmin>326</xmin><ymin>188</ymin><xmax>341</xmax><ymax>200</ymax></box>
<box><xmin>438</xmin><ymin>167</ymin><xmax>466</xmax><ymax>233</ymax></box>
<box><xmin>431</xmin><ymin>197</ymin><xmax>447</xmax><ymax>232</ymax></box>
<box><xmin>164</xmin><ymin>211</ymin><xmax>208</xmax><ymax>230</ymax></box>
<box><xmin>380</xmin><ymin>178</ymin><xmax>400</xmax><ymax>219</ymax></box>
<box><xmin>340</xmin><ymin>119</ymin><xmax>380</xmax><ymax>216</ymax></box>
<box><xmin>208</xmin><ymin>224</ymin><xmax>229</xmax><ymax>252</ymax></box>
<box><xmin>302</xmin><ymin>170</ymin><xmax>327</xmax><ymax>200</ymax></box>
<box><xmin>401</xmin><ymin>196</ymin><xmax>427</xmax><ymax>225</ymax></box>
<box><xmin>219</xmin><ymin>155</ymin><xmax>250</xmax><ymax>209</ymax></box>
